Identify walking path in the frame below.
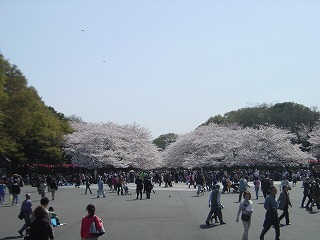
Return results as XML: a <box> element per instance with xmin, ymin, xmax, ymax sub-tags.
<box><xmin>0</xmin><ymin>181</ymin><xmax>319</xmax><ymax>240</ymax></box>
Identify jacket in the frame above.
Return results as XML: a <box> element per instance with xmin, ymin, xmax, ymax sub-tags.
<box><xmin>81</xmin><ymin>215</ymin><xmax>103</xmax><ymax>239</ymax></box>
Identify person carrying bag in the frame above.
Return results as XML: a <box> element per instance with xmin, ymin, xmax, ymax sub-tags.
<box><xmin>81</xmin><ymin>204</ymin><xmax>105</xmax><ymax>240</ymax></box>
<box><xmin>236</xmin><ymin>191</ymin><xmax>253</xmax><ymax>240</ymax></box>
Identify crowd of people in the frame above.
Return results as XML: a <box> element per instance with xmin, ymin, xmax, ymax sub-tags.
<box><xmin>1</xmin><ymin>166</ymin><xmax>320</xmax><ymax>239</ymax></box>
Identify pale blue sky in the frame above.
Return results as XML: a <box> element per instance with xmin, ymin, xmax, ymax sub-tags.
<box><xmin>1</xmin><ymin>0</ymin><xmax>319</xmax><ymax>138</ymax></box>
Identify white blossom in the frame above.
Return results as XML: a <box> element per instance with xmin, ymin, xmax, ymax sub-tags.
<box><xmin>163</xmin><ymin>124</ymin><xmax>311</xmax><ymax>168</ymax></box>
<box><xmin>64</xmin><ymin>121</ymin><xmax>162</xmax><ymax>169</ymax></box>
<box><xmin>309</xmin><ymin>124</ymin><xmax>320</xmax><ymax>158</ymax></box>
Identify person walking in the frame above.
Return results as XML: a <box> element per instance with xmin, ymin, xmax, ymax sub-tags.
<box><xmin>301</xmin><ymin>177</ymin><xmax>311</xmax><ymax>208</ymax></box>
<box><xmin>260</xmin><ymin>186</ymin><xmax>280</xmax><ymax>240</ymax></box>
<box><xmin>0</xmin><ymin>180</ymin><xmax>6</xmax><ymax>204</ymax></box>
<box><xmin>18</xmin><ymin>194</ymin><xmax>32</xmax><ymax>236</ymax></box>
<box><xmin>239</xmin><ymin>175</ymin><xmax>250</xmax><ymax>202</ymax></box>
<box><xmin>278</xmin><ymin>185</ymin><xmax>292</xmax><ymax>225</ymax></box>
<box><xmin>11</xmin><ymin>180</ymin><xmax>21</xmax><ymax>206</ymax></box>
<box><xmin>39</xmin><ymin>180</ymin><xmax>47</xmax><ymax>198</ymax></box>
<box><xmin>81</xmin><ymin>204</ymin><xmax>104</xmax><ymax>240</ymax></box>
<box><xmin>205</xmin><ymin>184</ymin><xmax>226</xmax><ymax>226</ymax></box>
<box><xmin>253</xmin><ymin>177</ymin><xmax>261</xmax><ymax>200</ymax></box>
<box><xmin>29</xmin><ymin>205</ymin><xmax>54</xmax><ymax>240</ymax></box>
<box><xmin>135</xmin><ymin>176</ymin><xmax>144</xmax><ymax>200</ymax></box>
<box><xmin>196</xmin><ymin>173</ymin><xmax>204</xmax><ymax>196</ymax></box>
<box><xmin>144</xmin><ymin>176</ymin><xmax>153</xmax><ymax>199</ymax></box>
<box><xmin>236</xmin><ymin>191</ymin><xmax>253</xmax><ymax>240</ymax></box>
<box><xmin>309</xmin><ymin>178</ymin><xmax>320</xmax><ymax>212</ymax></box>
<box><xmin>97</xmin><ymin>177</ymin><xmax>105</xmax><ymax>198</ymax></box>
<box><xmin>85</xmin><ymin>177</ymin><xmax>92</xmax><ymax>195</ymax></box>
<box><xmin>261</xmin><ymin>176</ymin><xmax>272</xmax><ymax>199</ymax></box>
<box><xmin>49</xmin><ymin>181</ymin><xmax>58</xmax><ymax>200</ymax></box>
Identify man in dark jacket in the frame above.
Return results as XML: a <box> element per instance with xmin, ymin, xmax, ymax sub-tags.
<box><xmin>260</xmin><ymin>186</ymin><xmax>280</xmax><ymax>240</ymax></box>
<box><xmin>261</xmin><ymin>176</ymin><xmax>272</xmax><ymax>199</ymax></box>
<box><xmin>301</xmin><ymin>177</ymin><xmax>311</xmax><ymax>208</ymax></box>
<box><xmin>144</xmin><ymin>176</ymin><xmax>153</xmax><ymax>199</ymax></box>
<box><xmin>18</xmin><ymin>194</ymin><xmax>32</xmax><ymax>236</ymax></box>
<box><xmin>11</xmin><ymin>180</ymin><xmax>21</xmax><ymax>206</ymax></box>
<box><xmin>135</xmin><ymin>176</ymin><xmax>144</xmax><ymax>200</ymax></box>
<box><xmin>205</xmin><ymin>184</ymin><xmax>226</xmax><ymax>226</ymax></box>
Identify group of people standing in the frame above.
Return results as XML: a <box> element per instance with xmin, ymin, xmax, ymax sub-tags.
<box><xmin>204</xmin><ymin>174</ymin><xmax>297</xmax><ymax>240</ymax></box>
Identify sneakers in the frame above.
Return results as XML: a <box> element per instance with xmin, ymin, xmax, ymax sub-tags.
<box><xmin>220</xmin><ymin>222</ymin><xmax>226</xmax><ymax>225</ymax></box>
<box><xmin>205</xmin><ymin>220</ymin><xmax>210</xmax><ymax>226</ymax></box>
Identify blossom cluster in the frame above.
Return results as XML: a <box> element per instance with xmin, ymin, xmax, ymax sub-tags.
<box><xmin>162</xmin><ymin>124</ymin><xmax>311</xmax><ymax>168</ymax></box>
<box><xmin>64</xmin><ymin>121</ymin><xmax>162</xmax><ymax>169</ymax></box>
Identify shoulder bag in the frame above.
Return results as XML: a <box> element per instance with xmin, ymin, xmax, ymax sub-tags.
<box><xmin>90</xmin><ymin>216</ymin><xmax>105</xmax><ymax>236</ymax></box>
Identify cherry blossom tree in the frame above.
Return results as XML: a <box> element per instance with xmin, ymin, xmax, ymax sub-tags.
<box><xmin>64</xmin><ymin>122</ymin><xmax>162</xmax><ymax>169</ymax></box>
<box><xmin>163</xmin><ymin>124</ymin><xmax>311</xmax><ymax>168</ymax></box>
<box><xmin>309</xmin><ymin>124</ymin><xmax>320</xmax><ymax>159</ymax></box>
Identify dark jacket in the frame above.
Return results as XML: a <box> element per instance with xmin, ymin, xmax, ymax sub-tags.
<box><xmin>29</xmin><ymin>218</ymin><xmax>54</xmax><ymax>240</ymax></box>
<box><xmin>11</xmin><ymin>183</ymin><xmax>20</xmax><ymax>194</ymax></box>
<box><xmin>135</xmin><ymin>178</ymin><xmax>144</xmax><ymax>190</ymax></box>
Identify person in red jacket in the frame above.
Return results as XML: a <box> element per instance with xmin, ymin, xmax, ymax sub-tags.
<box><xmin>81</xmin><ymin>204</ymin><xmax>104</xmax><ymax>240</ymax></box>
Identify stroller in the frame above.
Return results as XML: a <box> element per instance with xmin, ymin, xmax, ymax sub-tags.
<box><xmin>123</xmin><ymin>183</ymin><xmax>132</xmax><ymax>195</ymax></box>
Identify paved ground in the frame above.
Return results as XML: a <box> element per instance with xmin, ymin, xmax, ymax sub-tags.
<box><xmin>0</xmin><ymin>181</ymin><xmax>319</xmax><ymax>240</ymax></box>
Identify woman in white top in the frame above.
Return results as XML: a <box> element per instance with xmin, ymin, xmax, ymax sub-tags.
<box><xmin>236</xmin><ymin>191</ymin><xmax>253</xmax><ymax>240</ymax></box>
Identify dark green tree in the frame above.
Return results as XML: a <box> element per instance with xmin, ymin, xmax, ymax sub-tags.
<box><xmin>153</xmin><ymin>133</ymin><xmax>178</xmax><ymax>150</ymax></box>
<box><xmin>0</xmin><ymin>54</ymin><xmax>72</xmax><ymax>164</ymax></box>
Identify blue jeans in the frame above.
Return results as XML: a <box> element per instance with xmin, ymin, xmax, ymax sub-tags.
<box><xmin>12</xmin><ymin>194</ymin><xmax>19</xmax><ymax>205</ymax></box>
<box><xmin>255</xmin><ymin>186</ymin><xmax>260</xmax><ymax>199</ymax></box>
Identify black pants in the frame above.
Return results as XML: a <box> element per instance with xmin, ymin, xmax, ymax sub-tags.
<box><xmin>260</xmin><ymin>224</ymin><xmax>280</xmax><ymax>240</ymax></box>
<box><xmin>301</xmin><ymin>193</ymin><xmax>311</xmax><ymax>207</ymax></box>
<box><xmin>117</xmin><ymin>184</ymin><xmax>123</xmax><ymax>195</ymax></box>
<box><xmin>206</xmin><ymin>206</ymin><xmax>223</xmax><ymax>223</ymax></box>
<box><xmin>85</xmin><ymin>186</ymin><xmax>92</xmax><ymax>194</ymax></box>
<box><xmin>263</xmin><ymin>190</ymin><xmax>269</xmax><ymax>198</ymax></box>
<box><xmin>239</xmin><ymin>191</ymin><xmax>244</xmax><ymax>202</ymax></box>
<box><xmin>279</xmin><ymin>207</ymin><xmax>290</xmax><ymax>225</ymax></box>
<box><xmin>260</xmin><ymin>211</ymin><xmax>280</xmax><ymax>240</ymax></box>
<box><xmin>136</xmin><ymin>189</ymin><xmax>142</xmax><ymax>199</ymax></box>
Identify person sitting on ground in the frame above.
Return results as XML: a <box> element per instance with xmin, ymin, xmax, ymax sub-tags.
<box><xmin>48</xmin><ymin>207</ymin><xmax>60</xmax><ymax>227</ymax></box>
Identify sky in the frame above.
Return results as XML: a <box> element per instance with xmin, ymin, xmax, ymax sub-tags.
<box><xmin>1</xmin><ymin>0</ymin><xmax>319</xmax><ymax>138</ymax></box>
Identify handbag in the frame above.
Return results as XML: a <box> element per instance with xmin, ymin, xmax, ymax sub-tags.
<box><xmin>18</xmin><ymin>211</ymin><xmax>24</xmax><ymax>220</ymax></box>
<box><xmin>241</xmin><ymin>213</ymin><xmax>251</xmax><ymax>222</ymax></box>
<box><xmin>89</xmin><ymin>216</ymin><xmax>105</xmax><ymax>236</ymax></box>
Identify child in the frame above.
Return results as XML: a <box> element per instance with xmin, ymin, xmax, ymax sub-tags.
<box><xmin>123</xmin><ymin>182</ymin><xmax>132</xmax><ymax>195</ymax></box>
<box><xmin>48</xmin><ymin>207</ymin><xmax>60</xmax><ymax>226</ymax></box>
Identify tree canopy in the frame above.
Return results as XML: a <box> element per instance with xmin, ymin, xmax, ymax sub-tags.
<box><xmin>163</xmin><ymin>124</ymin><xmax>311</xmax><ymax>169</ymax></box>
<box><xmin>64</xmin><ymin>121</ymin><xmax>162</xmax><ymax>169</ymax></box>
<box><xmin>0</xmin><ymin>54</ymin><xmax>72</xmax><ymax>164</ymax></box>
<box><xmin>152</xmin><ymin>133</ymin><xmax>178</xmax><ymax>150</ymax></box>
<box><xmin>202</xmin><ymin>102</ymin><xmax>320</xmax><ymax>152</ymax></box>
